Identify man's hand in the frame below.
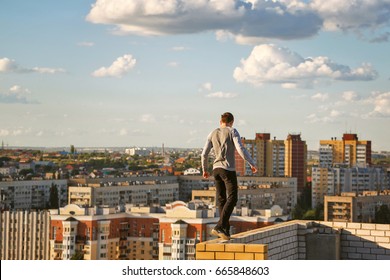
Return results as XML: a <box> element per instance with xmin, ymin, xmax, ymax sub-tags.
<box><xmin>203</xmin><ymin>171</ymin><xmax>210</xmax><ymax>179</ymax></box>
<box><xmin>251</xmin><ymin>166</ymin><xmax>258</xmax><ymax>174</ymax></box>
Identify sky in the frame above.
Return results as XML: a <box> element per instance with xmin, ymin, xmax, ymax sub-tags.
<box><xmin>0</xmin><ymin>0</ymin><xmax>389</xmax><ymax>151</ymax></box>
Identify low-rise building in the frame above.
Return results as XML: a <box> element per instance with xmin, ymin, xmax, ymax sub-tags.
<box><xmin>0</xmin><ymin>179</ymin><xmax>68</xmax><ymax>210</ymax></box>
<box><xmin>68</xmin><ymin>180</ymin><xmax>179</xmax><ymax>207</ymax></box>
<box><xmin>49</xmin><ymin>204</ymin><xmax>161</xmax><ymax>260</ymax></box>
<box><xmin>324</xmin><ymin>191</ymin><xmax>390</xmax><ymax>222</ymax></box>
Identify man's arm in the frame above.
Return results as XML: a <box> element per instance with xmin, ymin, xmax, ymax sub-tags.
<box><xmin>232</xmin><ymin>128</ymin><xmax>258</xmax><ymax>173</ymax></box>
<box><xmin>201</xmin><ymin>133</ymin><xmax>213</xmax><ymax>178</ymax></box>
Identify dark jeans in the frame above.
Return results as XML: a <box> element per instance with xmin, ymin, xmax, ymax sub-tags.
<box><xmin>213</xmin><ymin>168</ymin><xmax>238</xmax><ymax>230</ymax></box>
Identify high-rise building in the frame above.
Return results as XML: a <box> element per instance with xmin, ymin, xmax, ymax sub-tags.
<box><xmin>235</xmin><ymin>133</ymin><xmax>306</xmax><ymax>192</ymax></box>
<box><xmin>0</xmin><ymin>210</ymin><xmax>50</xmax><ymax>260</ymax></box>
<box><xmin>319</xmin><ymin>133</ymin><xmax>371</xmax><ymax>167</ymax></box>
<box><xmin>312</xmin><ymin>166</ymin><xmax>389</xmax><ymax>207</ymax></box>
<box><xmin>284</xmin><ymin>134</ymin><xmax>307</xmax><ymax>192</ymax></box>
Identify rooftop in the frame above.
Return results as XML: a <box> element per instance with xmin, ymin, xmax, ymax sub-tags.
<box><xmin>196</xmin><ymin>220</ymin><xmax>390</xmax><ymax>260</ymax></box>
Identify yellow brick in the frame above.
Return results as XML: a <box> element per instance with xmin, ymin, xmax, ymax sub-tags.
<box><xmin>234</xmin><ymin>253</ymin><xmax>254</xmax><ymax>260</ymax></box>
<box><xmin>196</xmin><ymin>251</ymin><xmax>215</xmax><ymax>260</ymax></box>
<box><xmin>245</xmin><ymin>244</ymin><xmax>267</xmax><ymax>253</ymax></box>
<box><xmin>225</xmin><ymin>244</ymin><xmax>245</xmax><ymax>252</ymax></box>
<box><xmin>254</xmin><ymin>253</ymin><xmax>267</xmax><ymax>260</ymax></box>
<box><xmin>196</xmin><ymin>243</ymin><xmax>206</xmax><ymax>252</ymax></box>
<box><xmin>215</xmin><ymin>252</ymin><xmax>235</xmax><ymax>260</ymax></box>
<box><xmin>206</xmin><ymin>243</ymin><xmax>225</xmax><ymax>252</ymax></box>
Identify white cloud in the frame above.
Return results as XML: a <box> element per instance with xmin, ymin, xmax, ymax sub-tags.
<box><xmin>281</xmin><ymin>83</ymin><xmax>298</xmax><ymax>89</ymax></box>
<box><xmin>342</xmin><ymin>91</ymin><xmax>360</xmax><ymax>102</ymax></box>
<box><xmin>78</xmin><ymin>41</ymin><xmax>95</xmax><ymax>47</ymax></box>
<box><xmin>119</xmin><ymin>128</ymin><xmax>128</xmax><ymax>136</ymax></box>
<box><xmin>0</xmin><ymin>57</ymin><xmax>19</xmax><ymax>72</ymax></box>
<box><xmin>139</xmin><ymin>114</ymin><xmax>156</xmax><ymax>123</ymax></box>
<box><xmin>167</xmin><ymin>61</ymin><xmax>179</xmax><ymax>67</ymax></box>
<box><xmin>92</xmin><ymin>54</ymin><xmax>136</xmax><ymax>78</ymax></box>
<box><xmin>206</xmin><ymin>91</ymin><xmax>238</xmax><ymax>99</ymax></box>
<box><xmin>199</xmin><ymin>82</ymin><xmax>212</xmax><ymax>92</ymax></box>
<box><xmin>0</xmin><ymin>85</ymin><xmax>38</xmax><ymax>104</ymax></box>
<box><xmin>85</xmin><ymin>0</ymin><xmax>390</xmax><ymax>42</ymax></box>
<box><xmin>305</xmin><ymin>113</ymin><xmax>338</xmax><ymax>124</ymax></box>
<box><xmin>9</xmin><ymin>85</ymin><xmax>30</xmax><ymax>95</ymax></box>
<box><xmin>86</xmin><ymin>0</ymin><xmax>322</xmax><ymax>40</ymax></box>
<box><xmin>364</xmin><ymin>92</ymin><xmax>390</xmax><ymax>118</ymax></box>
<box><xmin>311</xmin><ymin>92</ymin><xmax>329</xmax><ymax>102</ymax></box>
<box><xmin>171</xmin><ymin>46</ymin><xmax>188</xmax><ymax>51</ymax></box>
<box><xmin>0</xmin><ymin>128</ymin><xmax>34</xmax><ymax>136</ymax></box>
<box><xmin>0</xmin><ymin>57</ymin><xmax>65</xmax><ymax>74</ymax></box>
<box><xmin>0</xmin><ymin>129</ymin><xmax>10</xmax><ymax>136</ymax></box>
<box><xmin>233</xmin><ymin>44</ymin><xmax>378</xmax><ymax>88</ymax></box>
<box><xmin>32</xmin><ymin>67</ymin><xmax>65</xmax><ymax>74</ymax></box>
<box><xmin>236</xmin><ymin>119</ymin><xmax>247</xmax><ymax>126</ymax></box>
<box><xmin>311</xmin><ymin>0</ymin><xmax>390</xmax><ymax>33</ymax></box>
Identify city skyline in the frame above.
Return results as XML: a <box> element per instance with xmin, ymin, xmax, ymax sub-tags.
<box><xmin>1</xmin><ymin>1</ymin><xmax>389</xmax><ymax>151</ymax></box>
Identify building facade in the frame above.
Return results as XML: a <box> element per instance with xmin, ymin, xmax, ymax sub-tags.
<box><xmin>319</xmin><ymin>133</ymin><xmax>371</xmax><ymax>167</ymax></box>
<box><xmin>0</xmin><ymin>179</ymin><xmax>68</xmax><ymax>210</ymax></box>
<box><xmin>68</xmin><ymin>180</ymin><xmax>179</xmax><ymax>207</ymax></box>
<box><xmin>312</xmin><ymin>166</ymin><xmax>389</xmax><ymax>207</ymax></box>
<box><xmin>49</xmin><ymin>204</ymin><xmax>161</xmax><ymax>260</ymax></box>
<box><xmin>192</xmin><ymin>179</ymin><xmax>297</xmax><ymax>215</ymax></box>
<box><xmin>235</xmin><ymin>133</ymin><xmax>306</xmax><ymax>192</ymax></box>
<box><xmin>324</xmin><ymin>191</ymin><xmax>390</xmax><ymax>222</ymax></box>
<box><xmin>235</xmin><ymin>133</ymin><xmax>285</xmax><ymax>177</ymax></box>
<box><xmin>158</xmin><ymin>201</ymin><xmax>280</xmax><ymax>260</ymax></box>
<box><xmin>0</xmin><ymin>210</ymin><xmax>50</xmax><ymax>260</ymax></box>
<box><xmin>284</xmin><ymin>134</ymin><xmax>307</xmax><ymax>192</ymax></box>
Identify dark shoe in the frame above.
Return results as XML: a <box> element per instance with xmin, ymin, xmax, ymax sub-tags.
<box><xmin>211</xmin><ymin>227</ymin><xmax>230</xmax><ymax>240</ymax></box>
<box><xmin>225</xmin><ymin>227</ymin><xmax>231</xmax><ymax>238</ymax></box>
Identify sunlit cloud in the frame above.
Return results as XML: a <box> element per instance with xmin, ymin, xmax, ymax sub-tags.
<box><xmin>92</xmin><ymin>54</ymin><xmax>136</xmax><ymax>78</ymax></box>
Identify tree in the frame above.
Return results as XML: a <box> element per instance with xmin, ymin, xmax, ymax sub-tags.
<box><xmin>70</xmin><ymin>145</ymin><xmax>75</xmax><ymax>155</ymax></box>
<box><xmin>70</xmin><ymin>250</ymin><xmax>84</xmax><ymax>260</ymax></box>
<box><xmin>49</xmin><ymin>184</ymin><xmax>59</xmax><ymax>209</ymax></box>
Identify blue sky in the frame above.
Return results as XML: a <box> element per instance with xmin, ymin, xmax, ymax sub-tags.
<box><xmin>1</xmin><ymin>0</ymin><xmax>389</xmax><ymax>151</ymax></box>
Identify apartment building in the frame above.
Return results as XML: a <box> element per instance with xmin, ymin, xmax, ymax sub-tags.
<box><xmin>68</xmin><ymin>179</ymin><xmax>178</xmax><ymax>207</ymax></box>
<box><xmin>158</xmin><ymin>200</ymin><xmax>282</xmax><ymax>260</ymax></box>
<box><xmin>0</xmin><ymin>210</ymin><xmax>50</xmax><ymax>260</ymax></box>
<box><xmin>235</xmin><ymin>133</ymin><xmax>307</xmax><ymax>192</ymax></box>
<box><xmin>236</xmin><ymin>133</ymin><xmax>285</xmax><ymax>177</ymax></box>
<box><xmin>177</xmin><ymin>175</ymin><xmax>214</xmax><ymax>201</ymax></box>
<box><xmin>180</xmin><ymin>175</ymin><xmax>297</xmax><ymax>204</ymax></box>
<box><xmin>49</xmin><ymin>204</ymin><xmax>161</xmax><ymax>260</ymax></box>
<box><xmin>192</xmin><ymin>179</ymin><xmax>297</xmax><ymax>215</ymax></box>
<box><xmin>319</xmin><ymin>133</ymin><xmax>371</xmax><ymax>167</ymax></box>
<box><xmin>0</xmin><ymin>179</ymin><xmax>68</xmax><ymax>210</ymax></box>
<box><xmin>324</xmin><ymin>191</ymin><xmax>390</xmax><ymax>222</ymax></box>
<box><xmin>311</xmin><ymin>165</ymin><xmax>389</xmax><ymax>207</ymax></box>
<box><xmin>285</xmin><ymin>134</ymin><xmax>307</xmax><ymax>192</ymax></box>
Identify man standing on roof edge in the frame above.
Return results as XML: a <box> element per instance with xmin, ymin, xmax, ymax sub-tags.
<box><xmin>201</xmin><ymin>112</ymin><xmax>258</xmax><ymax>240</ymax></box>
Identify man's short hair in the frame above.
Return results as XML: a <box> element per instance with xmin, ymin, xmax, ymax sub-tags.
<box><xmin>221</xmin><ymin>112</ymin><xmax>234</xmax><ymax>124</ymax></box>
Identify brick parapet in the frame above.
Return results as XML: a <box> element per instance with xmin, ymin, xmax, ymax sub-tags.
<box><xmin>195</xmin><ymin>220</ymin><xmax>390</xmax><ymax>260</ymax></box>
<box><xmin>196</xmin><ymin>243</ymin><xmax>268</xmax><ymax>260</ymax></box>
<box><xmin>312</xmin><ymin>221</ymin><xmax>390</xmax><ymax>260</ymax></box>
